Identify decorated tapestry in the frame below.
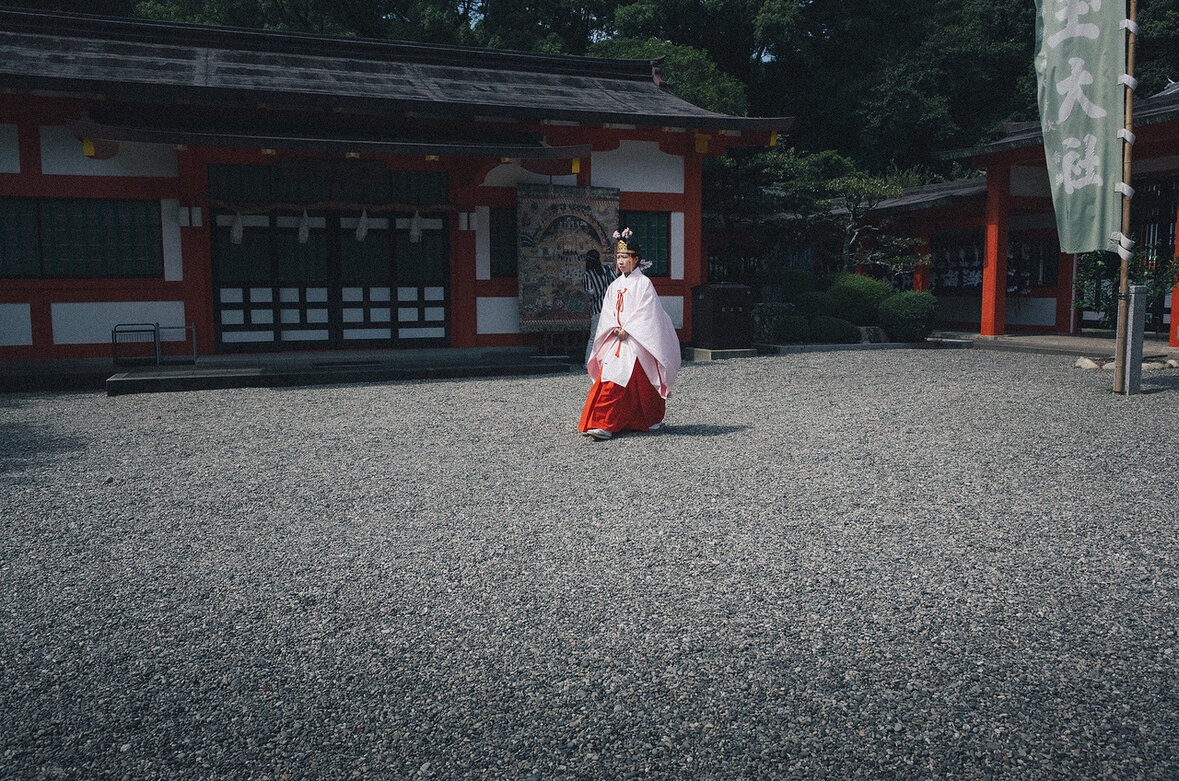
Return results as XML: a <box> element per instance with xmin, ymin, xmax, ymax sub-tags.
<box><xmin>517</xmin><ymin>184</ymin><xmax>619</xmax><ymax>332</ymax></box>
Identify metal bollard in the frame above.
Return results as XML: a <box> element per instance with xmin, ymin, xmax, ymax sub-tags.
<box><xmin>1123</xmin><ymin>285</ymin><xmax>1147</xmax><ymax>395</ymax></box>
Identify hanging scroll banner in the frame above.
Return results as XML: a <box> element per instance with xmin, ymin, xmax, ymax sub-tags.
<box><xmin>517</xmin><ymin>184</ymin><xmax>619</xmax><ymax>332</ymax></box>
<box><xmin>1034</xmin><ymin>0</ymin><xmax>1127</xmax><ymax>253</ymax></box>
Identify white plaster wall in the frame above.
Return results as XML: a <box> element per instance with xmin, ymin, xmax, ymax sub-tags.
<box><xmin>482</xmin><ymin>161</ymin><xmax>576</xmax><ymax>188</ymax></box>
<box><xmin>592</xmin><ymin>141</ymin><xmax>683</xmax><ymax>194</ymax></box>
<box><xmin>0</xmin><ymin>124</ymin><xmax>19</xmax><ymax>174</ymax></box>
<box><xmin>1010</xmin><ymin>165</ymin><xmax>1051</xmax><ymax>198</ymax></box>
<box><xmin>937</xmin><ymin>295</ymin><xmax>1056</xmax><ymax>328</ymax></box>
<box><xmin>476</xmin><ymin>297</ymin><xmax>520</xmax><ymax>334</ymax></box>
<box><xmin>661</xmin><ymin>295</ymin><xmax>684</xmax><ymax>329</ymax></box>
<box><xmin>670</xmin><ymin>212</ymin><xmax>685</xmax><ymax>280</ymax></box>
<box><xmin>40</xmin><ymin>126</ymin><xmax>179</xmax><ymax>177</ymax></box>
<box><xmin>51</xmin><ymin>301</ymin><xmax>186</xmax><ymax>344</ymax></box>
<box><xmin>1005</xmin><ymin>296</ymin><xmax>1058</xmax><ymax>327</ymax></box>
<box><xmin>0</xmin><ymin>303</ymin><xmax>33</xmax><ymax>346</ymax></box>
<box><xmin>475</xmin><ymin>206</ymin><xmax>492</xmax><ymax>281</ymax></box>
<box><xmin>161</xmin><ymin>199</ymin><xmax>184</xmax><ymax>282</ymax></box>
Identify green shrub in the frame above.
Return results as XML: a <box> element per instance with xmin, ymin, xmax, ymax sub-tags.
<box><xmin>795</xmin><ymin>290</ymin><xmax>837</xmax><ymax>319</ymax></box>
<box><xmin>810</xmin><ymin>315</ymin><xmax>861</xmax><ymax>344</ymax></box>
<box><xmin>828</xmin><ymin>272</ymin><xmax>895</xmax><ymax>325</ymax></box>
<box><xmin>770</xmin><ymin>314</ymin><xmax>810</xmax><ymax>343</ymax></box>
<box><xmin>752</xmin><ymin>302</ymin><xmax>794</xmax><ymax>342</ymax></box>
<box><xmin>878</xmin><ymin>290</ymin><xmax>939</xmax><ymax>342</ymax></box>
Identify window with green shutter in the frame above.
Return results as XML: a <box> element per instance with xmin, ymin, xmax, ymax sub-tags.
<box><xmin>619</xmin><ymin>211</ymin><xmax>670</xmax><ymax>276</ymax></box>
<box><xmin>0</xmin><ymin>197</ymin><xmax>162</xmax><ymax>279</ymax></box>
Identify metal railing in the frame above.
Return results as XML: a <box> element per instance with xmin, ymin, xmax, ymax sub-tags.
<box><xmin>111</xmin><ymin>323</ymin><xmax>197</xmax><ymax>367</ymax></box>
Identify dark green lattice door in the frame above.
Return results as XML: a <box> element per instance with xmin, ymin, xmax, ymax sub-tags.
<box><xmin>213</xmin><ymin>212</ymin><xmax>449</xmax><ymax>350</ymax></box>
<box><xmin>209</xmin><ymin>164</ymin><xmax>450</xmax><ymax>351</ymax></box>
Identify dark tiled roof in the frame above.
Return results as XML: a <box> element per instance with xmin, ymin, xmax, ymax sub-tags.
<box><xmin>869</xmin><ymin>178</ymin><xmax>988</xmax><ymax>215</ymax></box>
<box><xmin>0</xmin><ymin>7</ymin><xmax>792</xmax><ymax>134</ymax></box>
<box><xmin>950</xmin><ymin>81</ymin><xmax>1179</xmax><ymax>159</ymax></box>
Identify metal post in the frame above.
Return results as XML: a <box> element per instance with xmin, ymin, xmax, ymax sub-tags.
<box><xmin>1123</xmin><ymin>284</ymin><xmax>1147</xmax><ymax>394</ymax></box>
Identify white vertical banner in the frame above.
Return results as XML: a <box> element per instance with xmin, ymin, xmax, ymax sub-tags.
<box><xmin>1034</xmin><ymin>0</ymin><xmax>1130</xmax><ymax>253</ymax></box>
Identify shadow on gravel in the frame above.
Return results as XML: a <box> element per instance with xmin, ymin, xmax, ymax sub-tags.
<box><xmin>1140</xmin><ymin>372</ymin><xmax>1179</xmax><ymax>393</ymax></box>
<box><xmin>661</xmin><ymin>424</ymin><xmax>750</xmax><ymax>437</ymax></box>
<box><xmin>0</xmin><ymin>421</ymin><xmax>87</xmax><ymax>474</ymax></box>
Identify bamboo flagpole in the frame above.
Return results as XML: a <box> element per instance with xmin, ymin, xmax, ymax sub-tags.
<box><xmin>1113</xmin><ymin>0</ymin><xmax>1139</xmax><ymax>394</ymax></box>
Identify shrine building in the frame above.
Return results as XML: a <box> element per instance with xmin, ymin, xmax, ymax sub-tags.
<box><xmin>0</xmin><ymin>7</ymin><xmax>790</xmax><ymax>361</ymax></box>
<box><xmin>875</xmin><ymin>82</ymin><xmax>1179</xmax><ymax>348</ymax></box>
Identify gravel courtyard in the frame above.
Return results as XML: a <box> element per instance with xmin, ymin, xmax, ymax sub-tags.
<box><xmin>2</xmin><ymin>349</ymin><xmax>1177</xmax><ymax>780</ymax></box>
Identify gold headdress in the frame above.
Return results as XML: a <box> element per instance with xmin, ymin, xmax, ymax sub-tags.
<box><xmin>613</xmin><ymin>227</ymin><xmax>636</xmax><ymax>255</ymax></box>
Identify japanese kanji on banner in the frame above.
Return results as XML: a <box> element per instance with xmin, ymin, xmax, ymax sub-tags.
<box><xmin>1034</xmin><ymin>0</ymin><xmax>1127</xmax><ymax>253</ymax></box>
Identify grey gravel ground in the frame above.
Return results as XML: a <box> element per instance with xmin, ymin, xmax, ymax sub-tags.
<box><xmin>2</xmin><ymin>349</ymin><xmax>1178</xmax><ymax>781</ymax></box>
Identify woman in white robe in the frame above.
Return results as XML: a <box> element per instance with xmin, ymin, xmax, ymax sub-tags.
<box><xmin>578</xmin><ymin>232</ymin><xmax>681</xmax><ymax>440</ymax></box>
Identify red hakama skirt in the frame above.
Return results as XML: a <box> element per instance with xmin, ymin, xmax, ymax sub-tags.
<box><xmin>578</xmin><ymin>359</ymin><xmax>665</xmax><ymax>434</ymax></box>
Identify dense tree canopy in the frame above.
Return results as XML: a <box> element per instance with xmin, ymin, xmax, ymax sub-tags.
<box><xmin>788</xmin><ymin>0</ymin><xmax>1039</xmax><ymax>170</ymax></box>
<box><xmin>16</xmin><ymin>0</ymin><xmax>1179</xmax><ymax>174</ymax></box>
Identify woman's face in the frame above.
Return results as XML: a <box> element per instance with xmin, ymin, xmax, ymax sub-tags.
<box><xmin>616</xmin><ymin>252</ymin><xmax>638</xmax><ymax>275</ymax></box>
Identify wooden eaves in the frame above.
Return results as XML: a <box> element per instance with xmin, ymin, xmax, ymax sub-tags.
<box><xmin>0</xmin><ymin>6</ymin><xmax>793</xmax><ymax>158</ymax></box>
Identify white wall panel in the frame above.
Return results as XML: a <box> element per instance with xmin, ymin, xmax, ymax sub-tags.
<box><xmin>1010</xmin><ymin>166</ymin><xmax>1051</xmax><ymax>198</ymax></box>
<box><xmin>161</xmin><ymin>199</ymin><xmax>183</xmax><ymax>281</ymax></box>
<box><xmin>475</xmin><ymin>206</ymin><xmax>491</xmax><ymax>281</ymax></box>
<box><xmin>0</xmin><ymin>303</ymin><xmax>33</xmax><ymax>346</ymax></box>
<box><xmin>51</xmin><ymin>301</ymin><xmax>186</xmax><ymax>344</ymax></box>
<box><xmin>40</xmin><ymin>126</ymin><xmax>178</xmax><ymax>177</ymax></box>
<box><xmin>477</xmin><ymin>297</ymin><xmax>520</xmax><ymax>334</ymax></box>
<box><xmin>661</xmin><ymin>295</ymin><xmax>684</xmax><ymax>329</ymax></box>
<box><xmin>0</xmin><ymin>124</ymin><xmax>19</xmax><ymax>174</ymax></box>
<box><xmin>482</xmin><ymin>161</ymin><xmax>575</xmax><ymax>188</ymax></box>
<box><xmin>1005</xmin><ymin>297</ymin><xmax>1058</xmax><ymax>327</ymax></box>
<box><xmin>592</xmin><ymin>141</ymin><xmax>683</xmax><ymax>194</ymax></box>
<box><xmin>671</xmin><ymin>212</ymin><xmax>685</xmax><ymax>280</ymax></box>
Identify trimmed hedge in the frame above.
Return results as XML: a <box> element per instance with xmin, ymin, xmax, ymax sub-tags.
<box><xmin>828</xmin><ymin>273</ymin><xmax>895</xmax><ymax>325</ymax></box>
<box><xmin>810</xmin><ymin>314</ymin><xmax>861</xmax><ymax>344</ymax></box>
<box><xmin>878</xmin><ymin>290</ymin><xmax>939</xmax><ymax>342</ymax></box>
<box><xmin>795</xmin><ymin>290</ymin><xmax>837</xmax><ymax>319</ymax></box>
<box><xmin>771</xmin><ymin>314</ymin><xmax>811</xmax><ymax>344</ymax></box>
<box><xmin>752</xmin><ymin>303</ymin><xmax>794</xmax><ymax>342</ymax></box>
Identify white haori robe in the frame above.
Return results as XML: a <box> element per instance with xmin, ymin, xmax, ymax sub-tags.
<box><xmin>587</xmin><ymin>269</ymin><xmax>681</xmax><ymax>398</ymax></box>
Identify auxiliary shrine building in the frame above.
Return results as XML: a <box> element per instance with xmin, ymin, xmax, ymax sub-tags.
<box><xmin>0</xmin><ymin>8</ymin><xmax>789</xmax><ymax>361</ymax></box>
<box><xmin>875</xmin><ymin>81</ymin><xmax>1179</xmax><ymax>348</ymax></box>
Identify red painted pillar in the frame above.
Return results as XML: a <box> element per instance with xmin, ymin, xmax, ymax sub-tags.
<box><xmin>449</xmin><ymin>214</ymin><xmax>477</xmax><ymax>349</ymax></box>
<box><xmin>177</xmin><ymin>148</ymin><xmax>216</xmax><ymax>356</ymax></box>
<box><xmin>913</xmin><ymin>265</ymin><xmax>930</xmax><ymax>291</ymax></box>
<box><xmin>1171</xmin><ymin>206</ymin><xmax>1178</xmax><ymax>347</ymax></box>
<box><xmin>913</xmin><ymin>227</ymin><xmax>931</xmax><ymax>291</ymax></box>
<box><xmin>980</xmin><ymin>165</ymin><xmax>1010</xmax><ymax>336</ymax></box>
